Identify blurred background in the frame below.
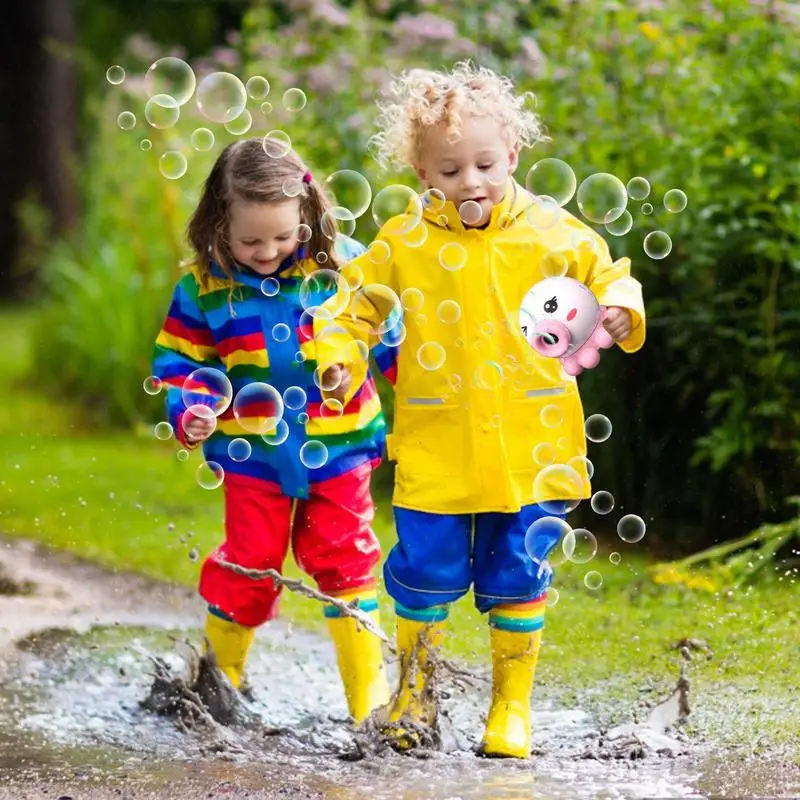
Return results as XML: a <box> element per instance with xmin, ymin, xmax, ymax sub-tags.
<box><xmin>2</xmin><ymin>0</ymin><xmax>799</xmax><ymax>588</ymax></box>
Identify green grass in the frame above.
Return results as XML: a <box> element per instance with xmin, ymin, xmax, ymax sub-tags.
<box><xmin>2</xmin><ymin>307</ymin><xmax>798</xmax><ymax>751</ymax></box>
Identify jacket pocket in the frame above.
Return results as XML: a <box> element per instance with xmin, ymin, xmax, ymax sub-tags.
<box><xmin>391</xmin><ymin>397</ymin><xmax>465</xmax><ymax>476</ymax></box>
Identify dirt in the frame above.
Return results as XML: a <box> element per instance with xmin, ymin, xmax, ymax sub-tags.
<box><xmin>0</xmin><ymin>535</ymin><xmax>798</xmax><ymax>800</ymax></box>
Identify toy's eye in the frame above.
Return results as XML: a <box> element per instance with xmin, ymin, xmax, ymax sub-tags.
<box><xmin>544</xmin><ymin>296</ymin><xmax>558</xmax><ymax>314</ymax></box>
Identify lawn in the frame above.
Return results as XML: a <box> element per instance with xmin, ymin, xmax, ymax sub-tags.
<box><xmin>2</xmin><ymin>307</ymin><xmax>797</xmax><ymax>750</ymax></box>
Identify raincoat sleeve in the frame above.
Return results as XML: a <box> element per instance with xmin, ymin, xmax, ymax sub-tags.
<box><xmin>581</xmin><ymin>233</ymin><xmax>646</xmax><ymax>353</ymax></box>
<box><xmin>315</xmin><ymin>235</ymin><xmax>399</xmax><ymax>406</ymax></box>
<box><xmin>151</xmin><ymin>274</ymin><xmax>222</xmax><ymax>448</ymax></box>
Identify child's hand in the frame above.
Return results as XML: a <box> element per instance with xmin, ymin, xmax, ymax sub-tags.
<box><xmin>603</xmin><ymin>307</ymin><xmax>633</xmax><ymax>342</ymax></box>
<box><xmin>183</xmin><ymin>415</ymin><xmax>215</xmax><ymax>444</ymax></box>
<box><xmin>320</xmin><ymin>363</ymin><xmax>352</xmax><ymax>403</ymax></box>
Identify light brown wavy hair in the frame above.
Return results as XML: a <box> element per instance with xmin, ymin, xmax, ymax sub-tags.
<box><xmin>187</xmin><ymin>137</ymin><xmax>341</xmax><ymax>288</ymax></box>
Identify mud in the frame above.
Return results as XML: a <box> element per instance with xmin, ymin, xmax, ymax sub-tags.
<box><xmin>1</xmin><ymin>536</ymin><xmax>798</xmax><ymax>800</ymax></box>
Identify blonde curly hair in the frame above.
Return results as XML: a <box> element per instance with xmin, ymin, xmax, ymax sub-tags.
<box><xmin>370</xmin><ymin>61</ymin><xmax>550</xmax><ymax>171</ymax></box>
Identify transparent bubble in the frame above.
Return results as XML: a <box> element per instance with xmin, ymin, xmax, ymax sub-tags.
<box><xmin>533</xmin><ymin>464</ymin><xmax>586</xmax><ymax>514</ymax></box>
<box><xmin>139</xmin><ymin>138</ymin><xmax>152</xmax><ymax>151</ymax></box>
<box><xmin>474</xmin><ymin>361</ymin><xmax>504</xmax><ymax>390</ymax></box>
<box><xmin>585</xmin><ymin>413</ymin><xmax>612</xmax><ymax>443</ymax></box>
<box><xmin>188</xmin><ymin>547</ymin><xmax>199</xmax><ymax>562</ymax></box>
<box><xmin>564</xmin><ymin>528</ymin><xmax>597</xmax><ymax>564</ymax></box>
<box><xmin>225</xmin><ymin>109</ymin><xmax>253</xmax><ymax>135</ymax></box>
<box><xmin>320</xmin><ymin>206</ymin><xmax>356</xmax><ymax>241</ymax></box>
<box><xmin>458</xmin><ymin>200</ymin><xmax>483</xmax><ymax>226</ymax></box>
<box><xmin>547</xmin><ymin>587</ymin><xmax>560</xmax><ymax>607</ymax></box>
<box><xmin>106</xmin><ymin>65</ymin><xmax>125</xmax><ymax>85</ymax></box>
<box><xmin>439</xmin><ymin>242</ymin><xmax>467</xmax><ymax>272</ymax></box>
<box><xmin>263</xmin><ymin>130</ymin><xmax>292</xmax><ymax>158</ymax></box>
<box><xmin>523</xmin><ymin>515</ymin><xmax>572</xmax><ymax>564</ymax></box>
<box><xmin>117</xmin><ymin>111</ymin><xmax>136</xmax><ymax>131</ymax></box>
<box><xmin>246</xmin><ymin>76</ymin><xmax>270</xmax><ymax>100</ymax></box>
<box><xmin>300</xmin><ymin>269</ymin><xmax>350</xmax><ymax>317</ymax></box>
<box><xmin>272</xmin><ymin>323</ymin><xmax>291</xmax><ymax>342</ymax></box>
<box><xmin>609</xmin><ymin>552</ymin><xmax>622</xmax><ymax>565</ymax></box>
<box><xmin>143</xmin><ymin>376</ymin><xmax>163</xmax><ymax>395</ymax></box>
<box><xmin>540</xmin><ymin>404</ymin><xmax>563</xmax><ymax>429</ymax></box>
<box><xmin>367</xmin><ymin>240</ymin><xmax>391</xmax><ymax>264</ymax></box>
<box><xmin>144</xmin><ymin>94</ymin><xmax>180</xmax><ymax>129</ymax></box>
<box><xmin>322</xmin><ymin>170</ymin><xmax>372</xmax><ymax>219</ymax></box>
<box><xmin>539</xmin><ymin>252</ymin><xmax>569</xmax><ymax>279</ymax></box>
<box><xmin>584</xmin><ymin>570</ymin><xmax>603</xmax><ymax>590</ymax></box>
<box><xmin>626</xmin><ymin>176</ymin><xmax>651</xmax><ymax>201</ymax></box>
<box><xmin>197</xmin><ymin>461</ymin><xmax>224</xmax><ymax>490</ymax></box>
<box><xmin>145</xmin><ymin>57</ymin><xmax>196</xmax><ymax>106</ymax></box>
<box><xmin>190</xmin><ymin>128</ymin><xmax>215</xmax><ymax>152</ymax></box>
<box><xmin>261</xmin><ymin>418</ymin><xmax>289</xmax><ymax>446</ymax></box>
<box><xmin>617</xmin><ymin>514</ymin><xmax>646</xmax><ymax>543</ymax></box>
<box><xmin>261</xmin><ymin>101</ymin><xmax>273</xmax><ymax>114</ymax></box>
<box><xmin>154</xmin><ymin>421</ymin><xmax>173</xmax><ymax>440</ymax></box>
<box><xmin>414</xmin><ymin>313</ymin><xmax>427</xmax><ymax>327</ymax></box>
<box><xmin>316</xmin><ymin>252</ymin><xmax>328</xmax><ymax>264</ymax></box>
<box><xmin>350</xmin><ymin>283</ymin><xmax>402</xmax><ymax>335</ymax></box>
<box><xmin>182</xmin><ymin>368</ymin><xmax>233</xmax><ymax>416</ymax></box>
<box><xmin>644</xmin><ymin>231</ymin><xmax>672</xmax><ymax>259</ymax></box>
<box><xmin>372</xmin><ymin>185</ymin><xmax>423</xmax><ymax>235</ymax></box>
<box><xmin>261</xmin><ymin>277</ymin><xmax>280</xmax><ymax>297</ymax></box>
<box><xmin>577</xmin><ymin>173</ymin><xmax>627</xmax><ymax>225</ymax></box>
<box><xmin>233</xmin><ymin>382</ymin><xmax>284</xmax><ymax>435</ymax></box>
<box><xmin>320</xmin><ymin>397</ymin><xmax>344</xmax><ymax>417</ymax></box>
<box><xmin>437</xmin><ymin>299</ymin><xmax>461</xmax><ymax>324</ymax></box>
<box><xmin>298</xmin><ymin>411</ymin><xmax>308</xmax><ymax>424</ymax></box>
<box><xmin>283</xmin><ymin>386</ymin><xmax>307</xmax><ymax>410</ymax></box>
<box><xmin>379</xmin><ymin>321</ymin><xmax>407</xmax><ymax>347</ymax></box>
<box><xmin>177</xmin><ymin>449</ymin><xmax>190</xmax><ymax>462</ymax></box>
<box><xmin>401</xmin><ymin>287</ymin><xmax>424</xmax><ymax>312</ymax></box>
<box><xmin>300</xmin><ymin>440</ymin><xmax>328</xmax><ymax>469</ymax></box>
<box><xmin>525</xmin><ymin>158</ymin><xmax>577</xmax><ymax>206</ymax></box>
<box><xmin>526</xmin><ymin>195</ymin><xmax>562</xmax><ymax>230</ymax></box>
<box><xmin>417</xmin><ymin>342</ymin><xmax>446</xmax><ymax>371</ymax></box>
<box><xmin>533</xmin><ymin>442</ymin><xmax>556</xmax><ymax>467</ymax></box>
<box><xmin>283</xmin><ymin>87</ymin><xmax>307</xmax><ymax>112</ymax></box>
<box><xmin>401</xmin><ymin>222</ymin><xmax>429</xmax><ymax>248</ymax></box>
<box><xmin>196</xmin><ymin>72</ymin><xmax>247</xmax><ymax>123</ymax></box>
<box><xmin>294</xmin><ymin>223</ymin><xmax>312</xmax><ymax>243</ymax></box>
<box><xmin>449</xmin><ymin>374</ymin><xmax>463</xmax><ymax>392</ymax></box>
<box><xmin>421</xmin><ymin>188</ymin><xmax>447</xmax><ymax>213</ymax></box>
<box><xmin>641</xmin><ymin>202</ymin><xmax>654</xmax><ymax>215</ymax></box>
<box><xmin>605</xmin><ymin>209</ymin><xmax>633</xmax><ymax>236</ymax></box>
<box><xmin>159</xmin><ymin>151</ymin><xmax>188</xmax><ymax>180</ymax></box>
<box><xmin>228</xmin><ymin>438</ymin><xmax>252</xmax><ymax>462</ymax></box>
<box><xmin>664</xmin><ymin>188</ymin><xmax>688</xmax><ymax>213</ymax></box>
<box><xmin>591</xmin><ymin>490</ymin><xmax>615</xmax><ymax>515</ymax></box>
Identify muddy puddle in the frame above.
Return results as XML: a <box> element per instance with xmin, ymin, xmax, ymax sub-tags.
<box><xmin>1</xmin><ymin>537</ymin><xmax>798</xmax><ymax>800</ymax></box>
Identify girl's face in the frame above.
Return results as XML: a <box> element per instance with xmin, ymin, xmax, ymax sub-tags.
<box><xmin>228</xmin><ymin>198</ymin><xmax>301</xmax><ymax>275</ymax></box>
<box><xmin>415</xmin><ymin>114</ymin><xmax>519</xmax><ymax>228</ymax></box>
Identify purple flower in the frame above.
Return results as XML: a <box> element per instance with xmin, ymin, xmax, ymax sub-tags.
<box><xmin>255</xmin><ymin>42</ymin><xmax>281</xmax><ymax>61</ymax></box>
<box><xmin>395</xmin><ymin>13</ymin><xmax>458</xmax><ymax>43</ymax></box>
<box><xmin>125</xmin><ymin>33</ymin><xmax>159</xmax><ymax>62</ymax></box>
<box><xmin>225</xmin><ymin>29</ymin><xmax>242</xmax><ymax>46</ymax></box>
<box><xmin>305</xmin><ymin>65</ymin><xmax>338</xmax><ymax>95</ymax></box>
<box><xmin>293</xmin><ymin>42</ymin><xmax>313</xmax><ymax>58</ymax></box>
<box><xmin>211</xmin><ymin>46</ymin><xmax>239</xmax><ymax>68</ymax></box>
<box><xmin>519</xmin><ymin>36</ymin><xmax>547</xmax><ymax>78</ymax></box>
<box><xmin>314</xmin><ymin>1</ymin><xmax>350</xmax><ymax>27</ymax></box>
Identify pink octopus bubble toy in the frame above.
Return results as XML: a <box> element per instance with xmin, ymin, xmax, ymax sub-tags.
<box><xmin>519</xmin><ymin>276</ymin><xmax>614</xmax><ymax>376</ymax></box>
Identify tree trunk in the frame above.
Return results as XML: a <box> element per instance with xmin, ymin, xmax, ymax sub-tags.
<box><xmin>0</xmin><ymin>0</ymin><xmax>77</xmax><ymax>300</ymax></box>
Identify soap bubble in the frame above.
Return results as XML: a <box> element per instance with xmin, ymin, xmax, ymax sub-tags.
<box><xmin>643</xmin><ymin>231</ymin><xmax>672</xmax><ymax>260</ymax></box>
<box><xmin>196</xmin><ymin>72</ymin><xmax>247</xmax><ymax>123</ymax></box>
<box><xmin>664</xmin><ymin>189</ymin><xmax>688</xmax><ymax>213</ymax></box>
<box><xmin>145</xmin><ymin>57</ymin><xmax>196</xmax><ymax>105</ymax></box>
<box><xmin>525</xmin><ymin>158</ymin><xmax>577</xmax><ymax>206</ymax></box>
<box><xmin>577</xmin><ymin>173</ymin><xmax>627</xmax><ymax>225</ymax></box>
<box><xmin>626</xmin><ymin>176</ymin><xmax>651</xmax><ymax>201</ymax></box>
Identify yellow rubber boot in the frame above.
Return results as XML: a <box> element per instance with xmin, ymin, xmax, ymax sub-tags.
<box><xmin>327</xmin><ymin>611</ymin><xmax>390</xmax><ymax>724</ymax></box>
<box><xmin>386</xmin><ymin>614</ymin><xmax>447</xmax><ymax>747</ymax></box>
<box><xmin>203</xmin><ymin>612</ymin><xmax>256</xmax><ymax>690</ymax></box>
<box><xmin>481</xmin><ymin>626</ymin><xmax>543</xmax><ymax>758</ymax></box>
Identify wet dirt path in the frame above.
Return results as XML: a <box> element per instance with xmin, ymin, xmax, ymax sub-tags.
<box><xmin>1</xmin><ymin>536</ymin><xmax>798</xmax><ymax>800</ymax></box>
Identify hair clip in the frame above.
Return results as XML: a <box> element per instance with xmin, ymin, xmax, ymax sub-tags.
<box><xmin>302</xmin><ymin>172</ymin><xmax>313</xmax><ymax>184</ymax></box>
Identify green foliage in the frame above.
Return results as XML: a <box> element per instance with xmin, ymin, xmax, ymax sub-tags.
<box><xmin>32</xmin><ymin>0</ymin><xmax>800</xmax><ymax>542</ymax></box>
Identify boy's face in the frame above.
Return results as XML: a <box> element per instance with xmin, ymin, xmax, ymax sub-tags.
<box><xmin>415</xmin><ymin>114</ymin><xmax>519</xmax><ymax>228</ymax></box>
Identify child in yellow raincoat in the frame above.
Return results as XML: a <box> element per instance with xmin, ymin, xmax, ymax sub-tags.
<box><xmin>315</xmin><ymin>61</ymin><xmax>645</xmax><ymax>757</ymax></box>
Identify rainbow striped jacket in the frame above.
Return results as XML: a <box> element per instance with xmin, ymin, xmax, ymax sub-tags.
<box><xmin>152</xmin><ymin>239</ymin><xmax>395</xmax><ymax>498</ymax></box>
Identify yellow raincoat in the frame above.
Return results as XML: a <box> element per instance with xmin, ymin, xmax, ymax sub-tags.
<box><xmin>315</xmin><ymin>179</ymin><xmax>645</xmax><ymax>514</ymax></box>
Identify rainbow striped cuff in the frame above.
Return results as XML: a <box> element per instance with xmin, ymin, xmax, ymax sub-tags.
<box><xmin>323</xmin><ymin>587</ymin><xmax>379</xmax><ymax>619</ymax></box>
<box><xmin>489</xmin><ymin>593</ymin><xmax>547</xmax><ymax>633</ymax></box>
<box><xmin>395</xmin><ymin>602</ymin><xmax>450</xmax><ymax>623</ymax></box>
